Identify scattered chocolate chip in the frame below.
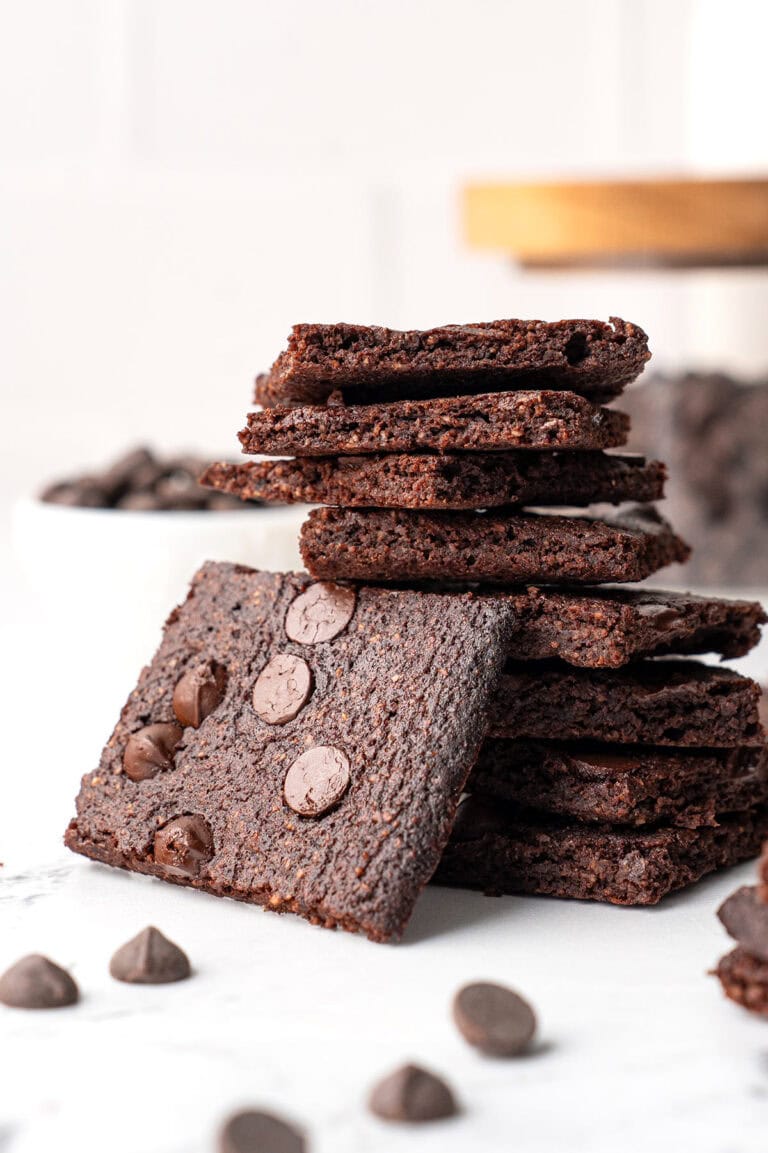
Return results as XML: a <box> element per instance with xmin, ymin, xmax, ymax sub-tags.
<box><xmin>452</xmin><ymin>981</ymin><xmax>537</xmax><ymax>1056</ymax></box>
<box><xmin>154</xmin><ymin>815</ymin><xmax>214</xmax><ymax>878</ymax></box>
<box><xmin>123</xmin><ymin>722</ymin><xmax>184</xmax><ymax>782</ymax></box>
<box><xmin>368</xmin><ymin>1063</ymin><xmax>458</xmax><ymax>1123</ymax></box>
<box><xmin>253</xmin><ymin>654</ymin><xmax>313</xmax><ymax>725</ymax></box>
<box><xmin>718</xmin><ymin>886</ymin><xmax>768</xmax><ymax>962</ymax></box>
<box><xmin>218</xmin><ymin>1109</ymin><xmax>306</xmax><ymax>1153</ymax></box>
<box><xmin>284</xmin><ymin>582</ymin><xmax>356</xmax><ymax>644</ymax></box>
<box><xmin>40</xmin><ymin>480</ymin><xmax>110</xmax><ymax>508</ymax></box>
<box><xmin>0</xmin><ymin>954</ymin><xmax>79</xmax><ymax>1009</ymax></box>
<box><xmin>283</xmin><ymin>746</ymin><xmax>350</xmax><ymax>817</ymax></box>
<box><xmin>450</xmin><ymin>795</ymin><xmax>508</xmax><ymax>842</ymax></box>
<box><xmin>173</xmin><ymin>661</ymin><xmax>227</xmax><ymax>728</ymax></box>
<box><xmin>758</xmin><ymin>837</ymin><xmax>768</xmax><ymax>903</ymax></box>
<box><xmin>109</xmin><ymin>926</ymin><xmax>191</xmax><ymax>984</ymax></box>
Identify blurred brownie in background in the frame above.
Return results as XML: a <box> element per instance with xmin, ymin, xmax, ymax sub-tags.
<box><xmin>624</xmin><ymin>373</ymin><xmax>768</xmax><ymax>587</ymax></box>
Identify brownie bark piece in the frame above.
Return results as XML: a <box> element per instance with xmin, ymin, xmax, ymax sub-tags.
<box><xmin>202</xmin><ymin>452</ymin><xmax>665</xmax><ymax>512</ymax></box>
<box><xmin>300</xmin><ymin>505</ymin><xmax>690</xmax><ymax>585</ymax></box>
<box><xmin>714</xmin><ymin>947</ymin><xmax>768</xmax><ymax>1016</ymax></box>
<box><xmin>433</xmin><ymin>797</ymin><xmax>768</xmax><ymax>905</ymax></box>
<box><xmin>64</xmin><ymin>564</ymin><xmax>514</xmax><ymax>943</ymax></box>
<box><xmin>490</xmin><ymin>661</ymin><xmax>764</xmax><ymax>746</ymax></box>
<box><xmin>255</xmin><ymin>317</ymin><xmax>650</xmax><ymax>407</ymax></box>
<box><xmin>239</xmin><ymin>391</ymin><xmax>629</xmax><ymax>457</ymax></box>
<box><xmin>506</xmin><ymin>586</ymin><xmax>766</xmax><ymax>668</ymax></box>
<box><xmin>470</xmin><ymin>739</ymin><xmax>768</xmax><ymax>827</ymax></box>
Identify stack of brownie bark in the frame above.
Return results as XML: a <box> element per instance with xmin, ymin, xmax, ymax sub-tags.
<box><xmin>203</xmin><ymin>317</ymin><xmax>768</xmax><ymax>907</ymax></box>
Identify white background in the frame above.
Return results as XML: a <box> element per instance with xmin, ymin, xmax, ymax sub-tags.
<box><xmin>3</xmin><ymin>3</ymin><xmax>768</xmax><ymax>1151</ymax></box>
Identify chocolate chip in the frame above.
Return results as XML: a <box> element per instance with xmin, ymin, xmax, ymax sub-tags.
<box><xmin>718</xmin><ymin>886</ymin><xmax>768</xmax><ymax>962</ymax></box>
<box><xmin>0</xmin><ymin>955</ymin><xmax>79</xmax><ymax>1009</ymax></box>
<box><xmin>284</xmin><ymin>582</ymin><xmax>356</xmax><ymax>644</ymax></box>
<box><xmin>109</xmin><ymin>926</ymin><xmax>191</xmax><ymax>984</ymax></box>
<box><xmin>154</xmin><ymin>815</ymin><xmax>214</xmax><ymax>878</ymax></box>
<box><xmin>173</xmin><ymin>661</ymin><xmax>227</xmax><ymax>728</ymax></box>
<box><xmin>123</xmin><ymin>722</ymin><xmax>183</xmax><ymax>781</ymax></box>
<box><xmin>450</xmin><ymin>795</ymin><xmax>507</xmax><ymax>843</ymax></box>
<box><xmin>283</xmin><ymin>746</ymin><xmax>350</xmax><ymax>817</ymax></box>
<box><xmin>452</xmin><ymin>981</ymin><xmax>537</xmax><ymax>1056</ymax></box>
<box><xmin>253</xmin><ymin>654</ymin><xmax>313</xmax><ymax>725</ymax></box>
<box><xmin>758</xmin><ymin>838</ymin><xmax>768</xmax><ymax>903</ymax></box>
<box><xmin>218</xmin><ymin>1110</ymin><xmax>306</xmax><ymax>1153</ymax></box>
<box><xmin>368</xmin><ymin>1063</ymin><xmax>458</xmax><ymax>1123</ymax></box>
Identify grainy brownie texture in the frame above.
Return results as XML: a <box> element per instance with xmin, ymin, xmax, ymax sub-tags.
<box><xmin>255</xmin><ymin>317</ymin><xmax>650</xmax><ymax>407</ymax></box>
<box><xmin>490</xmin><ymin>661</ymin><xmax>764</xmax><ymax>746</ymax></box>
<box><xmin>434</xmin><ymin>796</ymin><xmax>768</xmax><ymax>905</ymax></box>
<box><xmin>504</xmin><ymin>587</ymin><xmax>766</xmax><ymax>668</ymax></box>
<box><xmin>299</xmin><ymin>505</ymin><xmax>690</xmax><ymax>585</ymax></box>
<box><xmin>65</xmin><ymin>564</ymin><xmax>515</xmax><ymax>942</ymax></box>
<box><xmin>714</xmin><ymin>946</ymin><xmax>768</xmax><ymax>1016</ymax></box>
<box><xmin>202</xmin><ymin>452</ymin><xmax>665</xmax><ymax>512</ymax></box>
<box><xmin>470</xmin><ymin>740</ymin><xmax>768</xmax><ymax>827</ymax></box>
<box><xmin>239</xmin><ymin>391</ymin><xmax>630</xmax><ymax>457</ymax></box>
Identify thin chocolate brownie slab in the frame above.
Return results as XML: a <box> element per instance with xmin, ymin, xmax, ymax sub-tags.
<box><xmin>202</xmin><ymin>452</ymin><xmax>665</xmax><ymax>511</ymax></box>
<box><xmin>255</xmin><ymin>317</ymin><xmax>650</xmax><ymax>407</ymax></box>
<box><xmin>506</xmin><ymin>587</ymin><xmax>766</xmax><ymax>668</ymax></box>
<box><xmin>714</xmin><ymin>946</ymin><xmax>768</xmax><ymax>1016</ymax></box>
<box><xmin>300</xmin><ymin>505</ymin><xmax>690</xmax><ymax>585</ymax></box>
<box><xmin>239</xmin><ymin>391</ymin><xmax>629</xmax><ymax>457</ymax></box>
<box><xmin>434</xmin><ymin>796</ymin><xmax>768</xmax><ymax>906</ymax></box>
<box><xmin>65</xmin><ymin>564</ymin><xmax>514</xmax><ymax>942</ymax></box>
<box><xmin>490</xmin><ymin>661</ymin><xmax>764</xmax><ymax>746</ymax></box>
<box><xmin>470</xmin><ymin>739</ymin><xmax>768</xmax><ymax>827</ymax></box>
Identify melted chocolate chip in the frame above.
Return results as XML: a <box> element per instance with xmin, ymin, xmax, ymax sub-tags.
<box><xmin>252</xmin><ymin>654</ymin><xmax>313</xmax><ymax>725</ymax></box>
<box><xmin>368</xmin><ymin>1063</ymin><xmax>458</xmax><ymax>1123</ymax></box>
<box><xmin>154</xmin><ymin>815</ymin><xmax>214</xmax><ymax>877</ymax></box>
<box><xmin>284</xmin><ymin>582</ymin><xmax>356</xmax><ymax>644</ymax></box>
<box><xmin>173</xmin><ymin>661</ymin><xmax>227</xmax><ymax>728</ymax></box>
<box><xmin>452</xmin><ymin>981</ymin><xmax>537</xmax><ymax>1056</ymax></box>
<box><xmin>450</xmin><ymin>795</ymin><xmax>508</xmax><ymax>843</ymax></box>
<box><xmin>123</xmin><ymin>722</ymin><xmax>183</xmax><ymax>781</ymax></box>
<box><xmin>283</xmin><ymin>746</ymin><xmax>350</xmax><ymax>817</ymax></box>
<box><xmin>0</xmin><ymin>954</ymin><xmax>79</xmax><ymax>1009</ymax></box>
<box><xmin>109</xmin><ymin>926</ymin><xmax>191</xmax><ymax>984</ymax></box>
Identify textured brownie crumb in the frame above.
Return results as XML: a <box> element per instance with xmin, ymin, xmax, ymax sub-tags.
<box><xmin>255</xmin><ymin>317</ymin><xmax>650</xmax><ymax>407</ymax></box>
<box><xmin>714</xmin><ymin>946</ymin><xmax>768</xmax><ymax>1016</ymax></box>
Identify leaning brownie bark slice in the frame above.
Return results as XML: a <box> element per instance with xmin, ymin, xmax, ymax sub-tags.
<box><xmin>506</xmin><ymin>586</ymin><xmax>766</xmax><ymax>668</ymax></box>
<box><xmin>470</xmin><ymin>739</ymin><xmax>768</xmax><ymax>827</ymax></box>
<box><xmin>239</xmin><ymin>391</ymin><xmax>629</xmax><ymax>457</ymax></box>
<box><xmin>434</xmin><ymin>796</ymin><xmax>768</xmax><ymax>906</ymax></box>
<box><xmin>299</xmin><ymin>505</ymin><xmax>690</xmax><ymax>585</ymax></box>
<box><xmin>255</xmin><ymin>317</ymin><xmax>650</xmax><ymax>407</ymax></box>
<box><xmin>202</xmin><ymin>452</ymin><xmax>665</xmax><ymax>511</ymax></box>
<box><xmin>65</xmin><ymin>563</ymin><xmax>514</xmax><ymax>942</ymax></box>
<box><xmin>490</xmin><ymin>661</ymin><xmax>764</xmax><ymax>746</ymax></box>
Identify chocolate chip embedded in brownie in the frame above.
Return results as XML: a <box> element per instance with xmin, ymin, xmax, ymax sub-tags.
<box><xmin>64</xmin><ymin>563</ymin><xmax>514</xmax><ymax>942</ymax></box>
<box><xmin>299</xmin><ymin>505</ymin><xmax>690</xmax><ymax>585</ymax></box>
<box><xmin>433</xmin><ymin>796</ymin><xmax>768</xmax><ymax>905</ymax></box>
<box><xmin>202</xmin><ymin>452</ymin><xmax>666</xmax><ymax>511</ymax></box>
<box><xmin>239</xmin><ymin>391</ymin><xmax>630</xmax><ymax>457</ymax></box>
<box><xmin>255</xmin><ymin>317</ymin><xmax>650</xmax><ymax>407</ymax></box>
<box><xmin>490</xmin><ymin>661</ymin><xmax>764</xmax><ymax>746</ymax></box>
<box><xmin>505</xmin><ymin>587</ymin><xmax>766</xmax><ymax>668</ymax></box>
<box><xmin>470</xmin><ymin>740</ymin><xmax>768</xmax><ymax>827</ymax></box>
<box><xmin>713</xmin><ymin>946</ymin><xmax>768</xmax><ymax>1016</ymax></box>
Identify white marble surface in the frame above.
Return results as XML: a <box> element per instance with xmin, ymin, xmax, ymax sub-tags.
<box><xmin>3</xmin><ymin>584</ymin><xmax>768</xmax><ymax>1153</ymax></box>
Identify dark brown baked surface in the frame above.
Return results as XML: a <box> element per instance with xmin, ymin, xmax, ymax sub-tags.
<box><xmin>470</xmin><ymin>739</ymin><xmax>768</xmax><ymax>827</ymax></box>
<box><xmin>202</xmin><ymin>452</ymin><xmax>665</xmax><ymax>511</ymax></box>
<box><xmin>714</xmin><ymin>946</ymin><xmax>768</xmax><ymax>1016</ymax></box>
<box><xmin>255</xmin><ymin>317</ymin><xmax>650</xmax><ymax>407</ymax></box>
<box><xmin>299</xmin><ymin>505</ymin><xmax>690</xmax><ymax>585</ymax></box>
<box><xmin>490</xmin><ymin>661</ymin><xmax>764</xmax><ymax>746</ymax></box>
<box><xmin>239</xmin><ymin>391</ymin><xmax>630</xmax><ymax>457</ymax></box>
<box><xmin>503</xmin><ymin>586</ymin><xmax>766</xmax><ymax>668</ymax></box>
<box><xmin>64</xmin><ymin>563</ymin><xmax>514</xmax><ymax>942</ymax></box>
<box><xmin>434</xmin><ymin>796</ymin><xmax>768</xmax><ymax>905</ymax></box>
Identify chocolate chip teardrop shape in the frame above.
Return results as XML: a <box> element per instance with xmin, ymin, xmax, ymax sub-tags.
<box><xmin>0</xmin><ymin>954</ymin><xmax>79</xmax><ymax>1009</ymax></box>
<box><xmin>218</xmin><ymin>1109</ymin><xmax>306</xmax><ymax>1153</ymax></box>
<box><xmin>368</xmin><ymin>1063</ymin><xmax>458</xmax><ymax>1123</ymax></box>
<box><xmin>123</xmin><ymin>722</ymin><xmax>183</xmax><ymax>781</ymax></box>
<box><xmin>452</xmin><ymin>981</ymin><xmax>537</xmax><ymax>1056</ymax></box>
<box><xmin>109</xmin><ymin>926</ymin><xmax>191</xmax><ymax>984</ymax></box>
<box><xmin>173</xmin><ymin>661</ymin><xmax>227</xmax><ymax>728</ymax></box>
